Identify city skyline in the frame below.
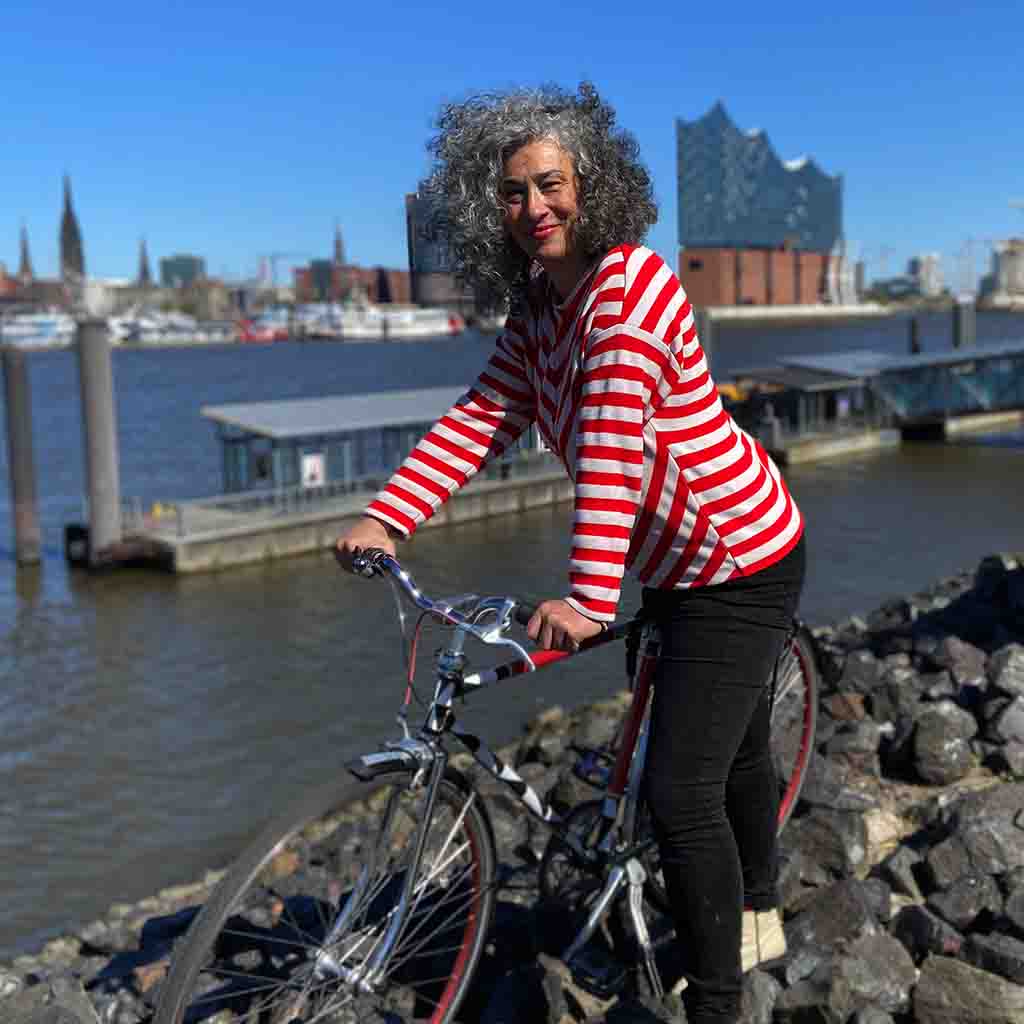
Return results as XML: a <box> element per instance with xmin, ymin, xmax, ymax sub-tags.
<box><xmin>3</xmin><ymin>0</ymin><xmax>1022</xmax><ymax>289</ymax></box>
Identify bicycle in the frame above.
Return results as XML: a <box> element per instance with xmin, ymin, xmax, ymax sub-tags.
<box><xmin>155</xmin><ymin>548</ymin><xmax>819</xmax><ymax>1024</ymax></box>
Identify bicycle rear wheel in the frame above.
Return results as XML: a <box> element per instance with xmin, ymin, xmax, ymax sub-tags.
<box><xmin>771</xmin><ymin>626</ymin><xmax>819</xmax><ymax>831</ymax></box>
<box><xmin>638</xmin><ymin>625</ymin><xmax>818</xmax><ymax>912</ymax></box>
<box><xmin>155</xmin><ymin>766</ymin><xmax>496</xmax><ymax>1024</ymax></box>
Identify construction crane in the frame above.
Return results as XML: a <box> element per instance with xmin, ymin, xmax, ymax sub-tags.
<box><xmin>260</xmin><ymin>252</ymin><xmax>312</xmax><ymax>288</ymax></box>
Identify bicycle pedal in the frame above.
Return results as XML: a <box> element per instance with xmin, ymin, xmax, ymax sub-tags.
<box><xmin>568</xmin><ymin>946</ymin><xmax>629</xmax><ymax>999</ymax></box>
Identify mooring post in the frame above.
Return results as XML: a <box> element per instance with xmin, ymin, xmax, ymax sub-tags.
<box><xmin>952</xmin><ymin>297</ymin><xmax>976</xmax><ymax>348</ymax></box>
<box><xmin>2</xmin><ymin>345</ymin><xmax>42</xmax><ymax>565</ymax></box>
<box><xmin>75</xmin><ymin>317</ymin><xmax>122</xmax><ymax>563</ymax></box>
<box><xmin>909</xmin><ymin>317</ymin><xmax>922</xmax><ymax>354</ymax></box>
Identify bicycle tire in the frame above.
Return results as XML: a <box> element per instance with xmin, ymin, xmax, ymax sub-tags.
<box><xmin>154</xmin><ymin>766</ymin><xmax>496</xmax><ymax>1024</ymax></box>
<box><xmin>639</xmin><ymin>625</ymin><xmax>819</xmax><ymax>913</ymax></box>
<box><xmin>771</xmin><ymin>625</ymin><xmax>819</xmax><ymax>831</ymax></box>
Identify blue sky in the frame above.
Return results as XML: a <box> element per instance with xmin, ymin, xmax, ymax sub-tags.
<box><xmin>2</xmin><ymin>0</ymin><xmax>1022</xmax><ymax>289</ymax></box>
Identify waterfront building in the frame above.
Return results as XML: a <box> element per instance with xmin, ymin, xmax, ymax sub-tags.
<box><xmin>202</xmin><ymin>387</ymin><xmax>546</xmax><ymax>494</ymax></box>
<box><xmin>909</xmin><ymin>254</ymin><xmax>943</xmax><ymax>298</ymax></box>
<box><xmin>137</xmin><ymin>239</ymin><xmax>152</xmax><ymax>288</ymax></box>
<box><xmin>676</xmin><ymin>102</ymin><xmax>844</xmax><ymax>309</ymax></box>
<box><xmin>293</xmin><ymin>261</ymin><xmax>410</xmax><ymax>305</ymax></box>
<box><xmin>59</xmin><ymin>175</ymin><xmax>85</xmax><ymax>283</ymax></box>
<box><xmin>333</xmin><ymin>222</ymin><xmax>345</xmax><ymax>267</ymax></box>
<box><xmin>0</xmin><ymin>262</ymin><xmax>18</xmax><ymax>303</ymax></box>
<box><xmin>160</xmin><ymin>253</ymin><xmax>206</xmax><ymax>289</ymax></box>
<box><xmin>405</xmin><ymin>185</ymin><xmax>473</xmax><ymax>310</ymax></box>
<box><xmin>980</xmin><ymin>239</ymin><xmax>1024</xmax><ymax>308</ymax></box>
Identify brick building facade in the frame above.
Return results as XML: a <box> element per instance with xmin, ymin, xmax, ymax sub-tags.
<box><xmin>293</xmin><ymin>263</ymin><xmax>411</xmax><ymax>305</ymax></box>
<box><xmin>679</xmin><ymin>247</ymin><xmax>827</xmax><ymax>308</ymax></box>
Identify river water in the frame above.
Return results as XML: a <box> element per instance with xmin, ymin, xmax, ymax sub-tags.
<box><xmin>2</xmin><ymin>309</ymin><xmax>1023</xmax><ymax>961</ymax></box>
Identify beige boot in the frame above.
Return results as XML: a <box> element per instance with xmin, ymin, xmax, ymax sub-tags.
<box><xmin>740</xmin><ymin>908</ymin><xmax>786</xmax><ymax>972</ymax></box>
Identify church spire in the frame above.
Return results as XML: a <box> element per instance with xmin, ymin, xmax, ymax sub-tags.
<box><xmin>60</xmin><ymin>174</ymin><xmax>85</xmax><ymax>282</ymax></box>
<box><xmin>333</xmin><ymin>221</ymin><xmax>345</xmax><ymax>267</ymax></box>
<box><xmin>17</xmin><ymin>223</ymin><xmax>34</xmax><ymax>286</ymax></box>
<box><xmin>137</xmin><ymin>237</ymin><xmax>152</xmax><ymax>287</ymax></box>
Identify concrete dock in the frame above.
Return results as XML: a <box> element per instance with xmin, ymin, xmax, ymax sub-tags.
<box><xmin>120</xmin><ymin>462</ymin><xmax>572</xmax><ymax>573</ymax></box>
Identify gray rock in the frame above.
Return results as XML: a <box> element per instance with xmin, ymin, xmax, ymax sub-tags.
<box><xmin>927</xmin><ymin>873</ymin><xmax>1003</xmax><ymax>932</ymax></box>
<box><xmin>826</xmin><ymin>932</ymin><xmax>917</xmax><ymax>1020</ymax></box>
<box><xmin>913</xmin><ymin>700</ymin><xmax>979</xmax><ymax>784</ymax></box>
<box><xmin>946</xmin><ymin>780</ymin><xmax>1024</xmax><ymax>828</ymax></box>
<box><xmin>923</xmin><ymin>835</ymin><xmax>972</xmax><ymax>891</ymax></box>
<box><xmin>839</xmin><ymin>649</ymin><xmax>883</xmax><ymax>694</ymax></box>
<box><xmin>936</xmin><ymin>636</ymin><xmax>988</xmax><ymax>688</ymax></box>
<box><xmin>0</xmin><ymin>975</ymin><xmax>101</xmax><ymax>1024</ymax></box>
<box><xmin>784</xmin><ymin>879</ymin><xmax>880</xmax><ymax>955</ymax></box>
<box><xmin>771</xmin><ymin>972</ymin><xmax>832</xmax><ymax>1024</ymax></box>
<box><xmin>988</xmin><ymin>742</ymin><xmax>1024</xmax><ymax>777</ymax></box>
<box><xmin>850</xmin><ymin>1010</ymin><xmax>895</xmax><ymax>1024</ymax></box>
<box><xmin>913</xmin><ymin>954</ymin><xmax>1024</xmax><ymax>1024</ymax></box>
<box><xmin>990</xmin><ymin>644</ymin><xmax>1024</xmax><ymax>698</ymax></box>
<box><xmin>959</xmin><ymin>814</ymin><xmax>1024</xmax><ymax>876</ymax></box>
<box><xmin>875</xmin><ymin>845</ymin><xmax>924</xmax><ymax>902</ymax></box>
<box><xmin>923</xmin><ymin>670</ymin><xmax>959</xmax><ymax>701</ymax></box>
<box><xmin>1006</xmin><ymin>884</ymin><xmax>1024</xmax><ymax>934</ymax></box>
<box><xmin>868</xmin><ymin>597</ymin><xmax>914</xmax><ymax>633</ymax></box>
<box><xmin>963</xmin><ymin>931</ymin><xmax>1024</xmax><ymax>985</ymax></box>
<box><xmin>823</xmin><ymin>721</ymin><xmax>883</xmax><ymax>776</ymax></box>
<box><xmin>1</xmin><ymin>969</ymin><xmax>25</xmax><ymax>998</ymax></box>
<box><xmin>797</xmin><ymin>754</ymin><xmax>877</xmax><ymax>813</ymax></box>
<box><xmin>992</xmin><ymin>698</ymin><xmax>1024</xmax><ymax>746</ymax></box>
<box><xmin>779</xmin><ymin>808</ymin><xmax>868</xmax><ymax>880</ymax></box>
<box><xmin>890</xmin><ymin>903</ymin><xmax>964</xmax><ymax>962</ymax></box>
<box><xmin>737</xmin><ymin>967</ymin><xmax>781</xmax><ymax>1024</ymax></box>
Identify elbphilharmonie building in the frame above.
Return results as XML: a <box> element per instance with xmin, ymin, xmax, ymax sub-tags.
<box><xmin>677</xmin><ymin>103</ymin><xmax>848</xmax><ymax>307</ymax></box>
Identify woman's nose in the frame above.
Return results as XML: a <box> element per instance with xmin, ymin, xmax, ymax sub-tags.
<box><xmin>526</xmin><ymin>186</ymin><xmax>547</xmax><ymax>219</ymax></box>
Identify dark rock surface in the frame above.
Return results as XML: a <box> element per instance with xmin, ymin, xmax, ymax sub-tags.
<box><xmin>4</xmin><ymin>552</ymin><xmax>1024</xmax><ymax>1022</ymax></box>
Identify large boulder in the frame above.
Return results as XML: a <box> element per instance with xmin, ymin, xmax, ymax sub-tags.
<box><xmin>913</xmin><ymin>954</ymin><xmax>1024</xmax><ymax>1024</ymax></box>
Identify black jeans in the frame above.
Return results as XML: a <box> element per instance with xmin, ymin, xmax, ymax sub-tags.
<box><xmin>641</xmin><ymin>535</ymin><xmax>806</xmax><ymax>1024</ymax></box>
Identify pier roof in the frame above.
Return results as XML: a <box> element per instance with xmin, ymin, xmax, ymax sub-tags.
<box><xmin>201</xmin><ymin>385</ymin><xmax>467</xmax><ymax>440</ymax></box>
<box><xmin>728</xmin><ymin>364</ymin><xmax>864</xmax><ymax>392</ymax></box>
<box><xmin>780</xmin><ymin>338</ymin><xmax>1024</xmax><ymax>379</ymax></box>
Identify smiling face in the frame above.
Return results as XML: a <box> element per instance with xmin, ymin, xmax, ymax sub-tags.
<box><xmin>500</xmin><ymin>138</ymin><xmax>587</xmax><ymax>297</ymax></box>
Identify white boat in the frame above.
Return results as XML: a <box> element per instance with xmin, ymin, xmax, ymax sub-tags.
<box><xmin>0</xmin><ymin>312</ymin><xmax>76</xmax><ymax>348</ymax></box>
<box><xmin>108</xmin><ymin>308</ymin><xmax>233</xmax><ymax>345</ymax></box>
<box><xmin>298</xmin><ymin>302</ymin><xmax>464</xmax><ymax>341</ymax></box>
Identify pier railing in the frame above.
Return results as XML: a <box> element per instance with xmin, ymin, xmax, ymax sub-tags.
<box><xmin>141</xmin><ymin>450</ymin><xmax>563</xmax><ymax>540</ymax></box>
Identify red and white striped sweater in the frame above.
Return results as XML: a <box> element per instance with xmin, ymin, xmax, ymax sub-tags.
<box><xmin>367</xmin><ymin>245</ymin><xmax>803</xmax><ymax>622</ymax></box>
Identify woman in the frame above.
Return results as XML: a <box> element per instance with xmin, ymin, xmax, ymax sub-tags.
<box><xmin>336</xmin><ymin>82</ymin><xmax>805</xmax><ymax>1024</ymax></box>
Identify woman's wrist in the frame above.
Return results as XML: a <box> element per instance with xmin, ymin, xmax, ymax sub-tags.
<box><xmin>363</xmin><ymin>514</ymin><xmax>402</xmax><ymax>541</ymax></box>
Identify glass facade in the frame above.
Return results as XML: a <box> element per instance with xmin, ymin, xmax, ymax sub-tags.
<box><xmin>405</xmin><ymin>187</ymin><xmax>452</xmax><ymax>274</ymax></box>
<box><xmin>677</xmin><ymin>102</ymin><xmax>842</xmax><ymax>252</ymax></box>
<box><xmin>160</xmin><ymin>253</ymin><xmax>206</xmax><ymax>289</ymax></box>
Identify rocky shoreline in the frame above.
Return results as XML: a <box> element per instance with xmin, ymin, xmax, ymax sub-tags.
<box><xmin>4</xmin><ymin>551</ymin><xmax>1024</xmax><ymax>1023</ymax></box>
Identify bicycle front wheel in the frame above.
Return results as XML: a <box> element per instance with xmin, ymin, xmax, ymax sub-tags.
<box><xmin>155</xmin><ymin>766</ymin><xmax>496</xmax><ymax>1024</ymax></box>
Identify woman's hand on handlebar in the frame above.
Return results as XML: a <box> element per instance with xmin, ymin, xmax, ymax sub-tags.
<box><xmin>526</xmin><ymin>600</ymin><xmax>604</xmax><ymax>652</ymax></box>
<box><xmin>335</xmin><ymin>516</ymin><xmax>399</xmax><ymax>574</ymax></box>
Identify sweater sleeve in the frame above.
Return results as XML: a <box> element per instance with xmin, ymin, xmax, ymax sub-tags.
<box><xmin>564</xmin><ymin>323</ymin><xmax>671</xmax><ymax>621</ymax></box>
<box><xmin>365</xmin><ymin>321</ymin><xmax>536</xmax><ymax>537</ymax></box>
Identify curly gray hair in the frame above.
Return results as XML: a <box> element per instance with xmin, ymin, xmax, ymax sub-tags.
<box><xmin>423</xmin><ymin>82</ymin><xmax>657</xmax><ymax>308</ymax></box>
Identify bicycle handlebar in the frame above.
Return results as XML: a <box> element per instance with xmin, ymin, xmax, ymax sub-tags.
<box><xmin>349</xmin><ymin>546</ymin><xmax>633</xmax><ymax>660</ymax></box>
<box><xmin>351</xmin><ymin>546</ymin><xmax>527</xmax><ymax>632</ymax></box>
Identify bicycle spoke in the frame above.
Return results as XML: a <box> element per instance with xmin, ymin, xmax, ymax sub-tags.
<box><xmin>158</xmin><ymin>771</ymin><xmax>495</xmax><ymax>1024</ymax></box>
